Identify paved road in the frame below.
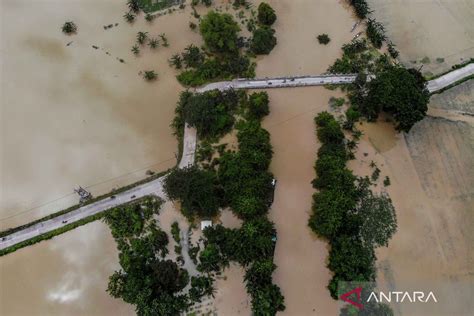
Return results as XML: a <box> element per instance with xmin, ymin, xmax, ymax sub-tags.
<box><xmin>2</xmin><ymin>65</ymin><xmax>472</xmax><ymax>251</ymax></box>
<box><xmin>197</xmin><ymin>74</ymin><xmax>358</xmax><ymax>92</ymax></box>
<box><xmin>426</xmin><ymin>63</ymin><xmax>474</xmax><ymax>92</ymax></box>
<box><xmin>196</xmin><ymin>65</ymin><xmax>474</xmax><ymax>93</ymax></box>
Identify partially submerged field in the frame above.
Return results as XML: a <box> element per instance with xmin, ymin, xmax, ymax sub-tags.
<box><xmin>367</xmin><ymin>0</ymin><xmax>474</xmax><ymax>75</ymax></box>
<box><xmin>348</xmin><ymin>90</ymin><xmax>474</xmax><ymax>314</ymax></box>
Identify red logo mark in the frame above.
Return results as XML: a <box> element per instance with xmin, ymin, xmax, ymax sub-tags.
<box><xmin>340</xmin><ymin>287</ymin><xmax>364</xmax><ymax>309</ymax></box>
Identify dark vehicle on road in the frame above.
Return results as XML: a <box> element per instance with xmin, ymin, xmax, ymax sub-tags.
<box><xmin>131</xmin><ymin>195</ymin><xmax>136</xmax><ymax>199</ymax></box>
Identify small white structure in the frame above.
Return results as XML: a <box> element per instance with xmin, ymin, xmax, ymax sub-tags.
<box><xmin>201</xmin><ymin>220</ymin><xmax>212</xmax><ymax>231</ymax></box>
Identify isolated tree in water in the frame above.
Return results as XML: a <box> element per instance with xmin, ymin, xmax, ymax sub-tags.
<box><xmin>61</xmin><ymin>21</ymin><xmax>77</xmax><ymax>35</ymax></box>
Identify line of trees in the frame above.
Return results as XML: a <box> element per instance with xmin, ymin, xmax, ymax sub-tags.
<box><xmin>165</xmin><ymin>90</ymin><xmax>285</xmax><ymax>314</ymax></box>
<box><xmin>309</xmin><ymin>112</ymin><xmax>397</xmax><ymax>306</ymax></box>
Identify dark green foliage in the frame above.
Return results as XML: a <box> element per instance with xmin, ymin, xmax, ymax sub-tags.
<box><xmin>349</xmin><ymin>0</ymin><xmax>371</xmax><ymax>19</ymax></box>
<box><xmin>344</xmin><ymin>107</ymin><xmax>361</xmax><ymax>130</ymax></box>
<box><xmin>387</xmin><ymin>42</ymin><xmax>399</xmax><ymax>59</ymax></box>
<box><xmin>251</xmin><ymin>27</ymin><xmax>277</xmax><ymax>55</ymax></box>
<box><xmin>189</xmin><ymin>275</ymin><xmax>215</xmax><ymax>302</ymax></box>
<box><xmin>136</xmin><ymin>31</ymin><xmax>148</xmax><ymax>45</ymax></box>
<box><xmin>177</xmin><ymin>55</ymin><xmax>254</xmax><ymax>87</ymax></box>
<box><xmin>171</xmin><ymin>221</ymin><xmax>180</xmax><ymax>243</ymax></box>
<box><xmin>327</xmin><ymin>236</ymin><xmax>376</xmax><ymax>298</ymax></box>
<box><xmin>218</xmin><ymin>120</ymin><xmax>274</xmax><ymax>220</ymax></box>
<box><xmin>366</xmin><ymin>19</ymin><xmax>385</xmax><ymax>48</ymax></box>
<box><xmin>127</xmin><ymin>0</ymin><xmax>140</xmax><ymax>13</ymax></box>
<box><xmin>142</xmin><ymin>70</ymin><xmax>157</xmax><ymax>81</ymax></box>
<box><xmin>362</xmin><ymin>66</ymin><xmax>429</xmax><ymax>131</ymax></box>
<box><xmin>104</xmin><ymin>198</ymin><xmax>189</xmax><ymax>316</ymax></box>
<box><xmin>200</xmin><ymin>11</ymin><xmax>240</xmax><ymax>54</ymax></box>
<box><xmin>181</xmin><ymin>44</ymin><xmax>205</xmax><ymax>68</ymax></box>
<box><xmin>383</xmin><ymin>176</ymin><xmax>391</xmax><ymax>187</ymax></box>
<box><xmin>169</xmin><ymin>53</ymin><xmax>183</xmax><ymax>69</ymax></box>
<box><xmin>355</xmin><ymin>191</ymin><xmax>397</xmax><ymax>248</ymax></box>
<box><xmin>124</xmin><ymin>12</ymin><xmax>136</xmax><ymax>23</ymax></box>
<box><xmin>257</xmin><ymin>2</ymin><xmax>277</xmax><ymax>26</ymax></box>
<box><xmin>164</xmin><ymin>166</ymin><xmax>220</xmax><ymax>219</ymax></box>
<box><xmin>176</xmin><ymin>89</ymin><xmax>239</xmax><ymax>139</ymax></box>
<box><xmin>309</xmin><ymin>112</ymin><xmax>397</xmax><ymax>301</ymax></box>
<box><xmin>198</xmin><ymin>243</ymin><xmax>225</xmax><ymax>272</ymax></box>
<box><xmin>202</xmin><ymin>0</ymin><xmax>212</xmax><ymax>6</ymax></box>
<box><xmin>317</xmin><ymin>34</ymin><xmax>331</xmax><ymax>45</ymax></box>
<box><xmin>61</xmin><ymin>21</ymin><xmax>77</xmax><ymax>34</ymax></box>
<box><xmin>247</xmin><ymin>92</ymin><xmax>270</xmax><ymax>119</ymax></box>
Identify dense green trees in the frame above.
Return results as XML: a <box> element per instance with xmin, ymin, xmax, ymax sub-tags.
<box><xmin>251</xmin><ymin>26</ymin><xmax>277</xmax><ymax>54</ymax></box>
<box><xmin>257</xmin><ymin>2</ymin><xmax>277</xmax><ymax>26</ymax></box>
<box><xmin>247</xmin><ymin>92</ymin><xmax>270</xmax><ymax>119</ymax></box>
<box><xmin>164</xmin><ymin>166</ymin><xmax>219</xmax><ymax>219</ymax></box>
<box><xmin>174</xmin><ymin>89</ymin><xmax>239</xmax><ymax>139</ymax></box>
<box><xmin>363</xmin><ymin>66</ymin><xmax>429</xmax><ymax>131</ymax></box>
<box><xmin>309</xmin><ymin>112</ymin><xmax>397</xmax><ymax>299</ymax></box>
<box><xmin>104</xmin><ymin>197</ymin><xmax>190</xmax><ymax>315</ymax></box>
<box><xmin>200</xmin><ymin>11</ymin><xmax>240</xmax><ymax>54</ymax></box>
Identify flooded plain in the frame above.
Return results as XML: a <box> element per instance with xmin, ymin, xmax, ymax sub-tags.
<box><xmin>367</xmin><ymin>0</ymin><xmax>474</xmax><ymax>75</ymax></box>
<box><xmin>1</xmin><ymin>0</ymin><xmax>200</xmax><ymax>314</ymax></box>
<box><xmin>1</xmin><ymin>0</ymin><xmax>202</xmax><ymax>228</ymax></box>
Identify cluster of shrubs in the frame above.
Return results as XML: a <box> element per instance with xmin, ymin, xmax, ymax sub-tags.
<box><xmin>309</xmin><ymin>112</ymin><xmax>397</xmax><ymax>306</ymax></box>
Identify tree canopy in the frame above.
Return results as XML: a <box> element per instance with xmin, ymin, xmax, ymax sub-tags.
<box><xmin>251</xmin><ymin>27</ymin><xmax>277</xmax><ymax>55</ymax></box>
<box><xmin>164</xmin><ymin>166</ymin><xmax>220</xmax><ymax>219</ymax></box>
<box><xmin>363</xmin><ymin>66</ymin><xmax>429</xmax><ymax>131</ymax></box>
<box><xmin>200</xmin><ymin>11</ymin><xmax>241</xmax><ymax>54</ymax></box>
<box><xmin>257</xmin><ymin>2</ymin><xmax>277</xmax><ymax>26</ymax></box>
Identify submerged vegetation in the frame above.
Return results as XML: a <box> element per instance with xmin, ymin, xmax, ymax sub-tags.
<box><xmin>317</xmin><ymin>33</ymin><xmax>331</xmax><ymax>45</ymax></box>
<box><xmin>61</xmin><ymin>21</ymin><xmax>77</xmax><ymax>35</ymax></box>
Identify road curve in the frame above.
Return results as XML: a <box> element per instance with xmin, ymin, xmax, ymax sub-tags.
<box><xmin>2</xmin><ymin>65</ymin><xmax>473</xmax><ymax>251</ymax></box>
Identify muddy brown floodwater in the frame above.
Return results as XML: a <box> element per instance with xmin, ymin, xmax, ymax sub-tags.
<box><xmin>367</xmin><ymin>0</ymin><xmax>474</xmax><ymax>75</ymax></box>
<box><xmin>254</xmin><ymin>0</ymin><xmax>357</xmax><ymax>314</ymax></box>
<box><xmin>1</xmin><ymin>0</ymin><xmax>201</xmax><ymax>314</ymax></box>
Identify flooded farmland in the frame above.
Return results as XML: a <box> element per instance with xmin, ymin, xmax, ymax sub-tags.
<box><xmin>367</xmin><ymin>0</ymin><xmax>474</xmax><ymax>75</ymax></box>
<box><xmin>1</xmin><ymin>0</ymin><xmax>200</xmax><ymax>314</ymax></box>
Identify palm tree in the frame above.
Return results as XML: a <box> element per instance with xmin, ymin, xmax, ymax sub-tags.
<box><xmin>145</xmin><ymin>13</ymin><xmax>155</xmax><ymax>22</ymax></box>
<box><xmin>127</xmin><ymin>0</ymin><xmax>140</xmax><ymax>14</ymax></box>
<box><xmin>61</xmin><ymin>21</ymin><xmax>77</xmax><ymax>35</ymax></box>
<box><xmin>137</xmin><ymin>31</ymin><xmax>148</xmax><ymax>45</ymax></box>
<box><xmin>123</xmin><ymin>12</ymin><xmax>135</xmax><ymax>23</ymax></box>
<box><xmin>159</xmin><ymin>33</ymin><xmax>169</xmax><ymax>47</ymax></box>
<box><xmin>131</xmin><ymin>45</ymin><xmax>140</xmax><ymax>56</ymax></box>
<box><xmin>148</xmin><ymin>38</ymin><xmax>159</xmax><ymax>49</ymax></box>
<box><xmin>143</xmin><ymin>70</ymin><xmax>158</xmax><ymax>81</ymax></box>
<box><xmin>169</xmin><ymin>54</ymin><xmax>183</xmax><ymax>69</ymax></box>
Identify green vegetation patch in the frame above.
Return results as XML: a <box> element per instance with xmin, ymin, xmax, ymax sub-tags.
<box><xmin>136</xmin><ymin>0</ymin><xmax>183</xmax><ymax>13</ymax></box>
<box><xmin>309</xmin><ymin>112</ymin><xmax>397</xmax><ymax>301</ymax></box>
